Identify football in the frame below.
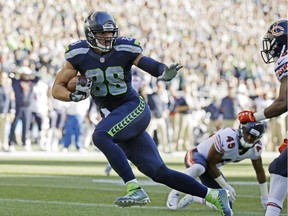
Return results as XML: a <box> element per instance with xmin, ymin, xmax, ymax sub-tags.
<box><xmin>66</xmin><ymin>75</ymin><xmax>88</xmax><ymax>92</ymax></box>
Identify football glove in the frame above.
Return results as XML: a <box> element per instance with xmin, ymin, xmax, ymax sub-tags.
<box><xmin>157</xmin><ymin>63</ymin><xmax>183</xmax><ymax>81</ymax></box>
<box><xmin>225</xmin><ymin>185</ymin><xmax>236</xmax><ymax>203</ymax></box>
<box><xmin>69</xmin><ymin>78</ymin><xmax>92</xmax><ymax>102</ymax></box>
<box><xmin>261</xmin><ymin>196</ymin><xmax>268</xmax><ymax>209</ymax></box>
<box><xmin>238</xmin><ymin>110</ymin><xmax>256</xmax><ymax>123</ymax></box>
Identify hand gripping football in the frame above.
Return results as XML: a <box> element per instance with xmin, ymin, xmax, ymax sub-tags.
<box><xmin>67</xmin><ymin>75</ymin><xmax>88</xmax><ymax>92</ymax></box>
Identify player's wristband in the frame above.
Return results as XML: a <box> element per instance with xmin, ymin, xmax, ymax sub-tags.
<box><xmin>254</xmin><ymin>110</ymin><xmax>266</xmax><ymax>121</ymax></box>
<box><xmin>214</xmin><ymin>175</ymin><xmax>229</xmax><ymax>188</ymax></box>
<box><xmin>259</xmin><ymin>182</ymin><xmax>268</xmax><ymax>197</ymax></box>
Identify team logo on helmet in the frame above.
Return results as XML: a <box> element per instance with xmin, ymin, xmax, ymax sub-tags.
<box><xmin>271</xmin><ymin>25</ymin><xmax>285</xmax><ymax>37</ymax></box>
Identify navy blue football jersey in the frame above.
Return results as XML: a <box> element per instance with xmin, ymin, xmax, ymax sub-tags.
<box><xmin>65</xmin><ymin>37</ymin><xmax>143</xmax><ymax>110</ymax></box>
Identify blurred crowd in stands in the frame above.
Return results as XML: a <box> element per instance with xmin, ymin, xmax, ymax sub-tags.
<box><xmin>0</xmin><ymin>0</ymin><xmax>286</xmax><ymax>153</ymax></box>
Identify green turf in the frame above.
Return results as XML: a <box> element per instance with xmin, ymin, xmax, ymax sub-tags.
<box><xmin>0</xmin><ymin>152</ymin><xmax>287</xmax><ymax>216</ymax></box>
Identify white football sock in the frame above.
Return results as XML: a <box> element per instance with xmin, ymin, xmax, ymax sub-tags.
<box><xmin>265</xmin><ymin>174</ymin><xmax>287</xmax><ymax>216</ymax></box>
<box><xmin>267</xmin><ymin>174</ymin><xmax>287</xmax><ymax>208</ymax></box>
<box><xmin>265</xmin><ymin>205</ymin><xmax>281</xmax><ymax>216</ymax></box>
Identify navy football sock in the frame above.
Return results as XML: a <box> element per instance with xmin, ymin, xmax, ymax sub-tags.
<box><xmin>92</xmin><ymin>130</ymin><xmax>135</xmax><ymax>182</ymax></box>
<box><xmin>155</xmin><ymin>164</ymin><xmax>207</xmax><ymax>198</ymax></box>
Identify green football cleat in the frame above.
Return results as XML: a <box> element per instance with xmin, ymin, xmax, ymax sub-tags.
<box><xmin>205</xmin><ymin>189</ymin><xmax>233</xmax><ymax>216</ymax></box>
<box><xmin>114</xmin><ymin>188</ymin><xmax>150</xmax><ymax>207</ymax></box>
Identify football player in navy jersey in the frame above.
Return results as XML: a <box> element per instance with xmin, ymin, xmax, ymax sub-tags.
<box><xmin>52</xmin><ymin>11</ymin><xmax>232</xmax><ymax>216</ymax></box>
<box><xmin>238</xmin><ymin>19</ymin><xmax>287</xmax><ymax>216</ymax></box>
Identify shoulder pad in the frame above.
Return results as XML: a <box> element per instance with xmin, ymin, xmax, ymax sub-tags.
<box><xmin>214</xmin><ymin>128</ymin><xmax>237</xmax><ymax>153</ymax></box>
<box><xmin>114</xmin><ymin>37</ymin><xmax>143</xmax><ymax>54</ymax></box>
<box><xmin>253</xmin><ymin>141</ymin><xmax>263</xmax><ymax>151</ymax></box>
<box><xmin>275</xmin><ymin>52</ymin><xmax>288</xmax><ymax>82</ymax></box>
<box><xmin>65</xmin><ymin>40</ymin><xmax>90</xmax><ymax>60</ymax></box>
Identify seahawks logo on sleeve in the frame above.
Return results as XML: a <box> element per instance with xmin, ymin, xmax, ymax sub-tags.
<box><xmin>114</xmin><ymin>37</ymin><xmax>143</xmax><ymax>54</ymax></box>
<box><xmin>64</xmin><ymin>40</ymin><xmax>90</xmax><ymax>60</ymax></box>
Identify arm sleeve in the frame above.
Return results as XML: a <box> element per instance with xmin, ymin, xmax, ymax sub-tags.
<box><xmin>137</xmin><ymin>56</ymin><xmax>167</xmax><ymax>77</ymax></box>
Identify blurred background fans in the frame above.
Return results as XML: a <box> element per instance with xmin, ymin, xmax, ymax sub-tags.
<box><xmin>0</xmin><ymin>0</ymin><xmax>286</xmax><ymax>152</ymax></box>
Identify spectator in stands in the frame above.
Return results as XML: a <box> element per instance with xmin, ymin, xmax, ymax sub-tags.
<box><xmin>62</xmin><ymin>99</ymin><xmax>90</xmax><ymax>152</ymax></box>
<box><xmin>29</xmin><ymin>77</ymin><xmax>51</xmax><ymax>151</ymax></box>
<box><xmin>0</xmin><ymin>72</ymin><xmax>13</xmax><ymax>151</ymax></box>
<box><xmin>146</xmin><ymin>81</ymin><xmax>171</xmax><ymax>153</ymax></box>
<box><xmin>203</xmin><ymin>96</ymin><xmax>221</xmax><ymax>135</ymax></box>
<box><xmin>0</xmin><ymin>0</ymin><xmax>286</xmax><ymax>153</ymax></box>
<box><xmin>174</xmin><ymin>84</ymin><xmax>196</xmax><ymax>151</ymax></box>
<box><xmin>8</xmin><ymin>67</ymin><xmax>37</xmax><ymax>151</ymax></box>
<box><xmin>219</xmin><ymin>86</ymin><xmax>239</xmax><ymax>128</ymax></box>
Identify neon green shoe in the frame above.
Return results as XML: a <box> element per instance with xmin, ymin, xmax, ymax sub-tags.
<box><xmin>205</xmin><ymin>189</ymin><xmax>233</xmax><ymax>216</ymax></box>
<box><xmin>114</xmin><ymin>183</ymin><xmax>150</xmax><ymax>207</ymax></box>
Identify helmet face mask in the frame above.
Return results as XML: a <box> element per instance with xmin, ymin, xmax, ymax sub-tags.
<box><xmin>260</xmin><ymin>19</ymin><xmax>288</xmax><ymax>64</ymax></box>
<box><xmin>238</xmin><ymin>122</ymin><xmax>265</xmax><ymax>149</ymax></box>
<box><xmin>84</xmin><ymin>11</ymin><xmax>119</xmax><ymax>52</ymax></box>
<box><xmin>261</xmin><ymin>37</ymin><xmax>276</xmax><ymax>64</ymax></box>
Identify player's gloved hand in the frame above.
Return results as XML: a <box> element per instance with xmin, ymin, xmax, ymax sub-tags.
<box><xmin>69</xmin><ymin>78</ymin><xmax>92</xmax><ymax>102</ymax></box>
<box><xmin>260</xmin><ymin>196</ymin><xmax>268</xmax><ymax>209</ymax></box>
<box><xmin>238</xmin><ymin>110</ymin><xmax>256</xmax><ymax>123</ymax></box>
<box><xmin>225</xmin><ymin>185</ymin><xmax>236</xmax><ymax>203</ymax></box>
<box><xmin>157</xmin><ymin>63</ymin><xmax>183</xmax><ymax>81</ymax></box>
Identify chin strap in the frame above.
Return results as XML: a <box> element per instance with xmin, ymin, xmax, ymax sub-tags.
<box><xmin>238</xmin><ymin>139</ymin><xmax>251</xmax><ymax>155</ymax></box>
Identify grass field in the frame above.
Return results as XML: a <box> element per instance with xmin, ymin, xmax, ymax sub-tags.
<box><xmin>0</xmin><ymin>151</ymin><xmax>287</xmax><ymax>216</ymax></box>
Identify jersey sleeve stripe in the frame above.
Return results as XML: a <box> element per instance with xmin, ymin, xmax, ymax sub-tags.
<box><xmin>275</xmin><ymin>63</ymin><xmax>287</xmax><ymax>80</ymax></box>
<box><xmin>184</xmin><ymin>149</ymin><xmax>195</xmax><ymax>168</ymax></box>
<box><xmin>214</xmin><ymin>134</ymin><xmax>223</xmax><ymax>153</ymax></box>
<box><xmin>114</xmin><ymin>44</ymin><xmax>142</xmax><ymax>53</ymax></box>
<box><xmin>65</xmin><ymin>48</ymin><xmax>90</xmax><ymax>59</ymax></box>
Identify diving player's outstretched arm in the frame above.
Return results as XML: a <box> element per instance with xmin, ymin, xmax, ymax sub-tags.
<box><xmin>238</xmin><ymin>73</ymin><xmax>287</xmax><ymax>122</ymax></box>
<box><xmin>264</xmin><ymin>76</ymin><xmax>287</xmax><ymax>118</ymax></box>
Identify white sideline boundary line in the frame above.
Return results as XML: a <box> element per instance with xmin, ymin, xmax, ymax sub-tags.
<box><xmin>0</xmin><ymin>174</ymin><xmax>263</xmax><ymax>186</ymax></box>
<box><xmin>0</xmin><ymin>150</ymin><xmax>279</xmax><ymax>159</ymax></box>
<box><xmin>0</xmin><ymin>177</ymin><xmax>264</xmax><ymax>198</ymax></box>
<box><xmin>0</xmin><ymin>173</ymin><xmax>262</xmax><ymax>187</ymax></box>
<box><xmin>91</xmin><ymin>178</ymin><xmax>261</xmax><ymax>186</ymax></box>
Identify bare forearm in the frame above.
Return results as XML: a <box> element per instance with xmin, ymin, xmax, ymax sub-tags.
<box><xmin>264</xmin><ymin>98</ymin><xmax>287</xmax><ymax>119</ymax></box>
<box><xmin>255</xmin><ymin>77</ymin><xmax>287</xmax><ymax>121</ymax></box>
<box><xmin>256</xmin><ymin>169</ymin><xmax>266</xmax><ymax>184</ymax></box>
<box><xmin>252</xmin><ymin>158</ymin><xmax>266</xmax><ymax>184</ymax></box>
<box><xmin>52</xmin><ymin>84</ymin><xmax>71</xmax><ymax>102</ymax></box>
<box><xmin>207</xmin><ymin>163</ymin><xmax>221</xmax><ymax>178</ymax></box>
<box><xmin>51</xmin><ymin>61</ymin><xmax>78</xmax><ymax>102</ymax></box>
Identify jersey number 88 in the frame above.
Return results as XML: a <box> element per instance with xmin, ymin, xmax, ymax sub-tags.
<box><xmin>86</xmin><ymin>66</ymin><xmax>127</xmax><ymax>97</ymax></box>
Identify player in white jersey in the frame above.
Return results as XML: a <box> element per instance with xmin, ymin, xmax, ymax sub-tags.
<box><xmin>238</xmin><ymin>19</ymin><xmax>287</xmax><ymax>216</ymax></box>
<box><xmin>166</xmin><ymin>121</ymin><xmax>268</xmax><ymax>211</ymax></box>
<box><xmin>29</xmin><ymin>78</ymin><xmax>51</xmax><ymax>151</ymax></box>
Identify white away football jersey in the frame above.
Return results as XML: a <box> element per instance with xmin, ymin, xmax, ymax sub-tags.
<box><xmin>196</xmin><ymin>128</ymin><xmax>263</xmax><ymax>167</ymax></box>
<box><xmin>274</xmin><ymin>51</ymin><xmax>288</xmax><ymax>82</ymax></box>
